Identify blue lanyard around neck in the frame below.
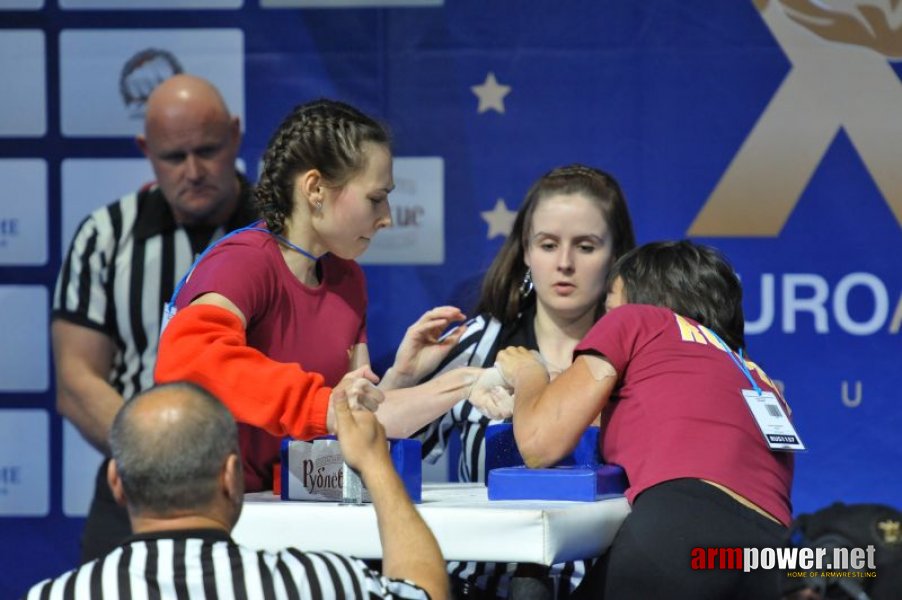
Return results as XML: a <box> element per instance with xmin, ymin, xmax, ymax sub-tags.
<box><xmin>705</xmin><ymin>328</ymin><xmax>763</xmax><ymax>396</ymax></box>
<box><xmin>168</xmin><ymin>220</ymin><xmax>324</xmax><ymax>307</ymax></box>
<box><xmin>275</xmin><ymin>233</ymin><xmax>322</xmax><ymax>263</ymax></box>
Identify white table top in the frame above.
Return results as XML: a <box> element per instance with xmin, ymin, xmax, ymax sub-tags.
<box><xmin>233</xmin><ymin>483</ymin><xmax>630</xmax><ymax>565</ymax></box>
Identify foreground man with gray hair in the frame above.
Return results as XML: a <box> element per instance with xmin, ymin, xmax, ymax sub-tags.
<box><xmin>24</xmin><ymin>382</ymin><xmax>447</xmax><ymax>599</ymax></box>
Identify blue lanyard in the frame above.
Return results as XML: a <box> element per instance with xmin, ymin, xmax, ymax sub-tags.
<box><xmin>168</xmin><ymin>220</ymin><xmax>324</xmax><ymax>307</ymax></box>
<box><xmin>276</xmin><ymin>233</ymin><xmax>322</xmax><ymax>262</ymax></box>
<box><xmin>706</xmin><ymin>329</ymin><xmax>763</xmax><ymax>396</ymax></box>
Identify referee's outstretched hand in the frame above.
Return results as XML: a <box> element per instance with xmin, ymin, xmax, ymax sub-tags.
<box><xmin>389</xmin><ymin>305</ymin><xmax>468</xmax><ymax>386</ymax></box>
<box><xmin>333</xmin><ymin>386</ymin><xmax>390</xmax><ymax>475</ymax></box>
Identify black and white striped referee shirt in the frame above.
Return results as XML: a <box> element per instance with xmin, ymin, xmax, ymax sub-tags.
<box><xmin>53</xmin><ymin>178</ymin><xmax>256</xmax><ymax>400</ymax></box>
<box><xmin>420</xmin><ymin>313</ymin><xmax>512</xmax><ymax>484</ymax></box>
<box><xmin>418</xmin><ymin>308</ymin><xmax>588</xmax><ymax>599</ymax></box>
<box><xmin>23</xmin><ymin>529</ymin><xmax>430</xmax><ymax>600</ymax></box>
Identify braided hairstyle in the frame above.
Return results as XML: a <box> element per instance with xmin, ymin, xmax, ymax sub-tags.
<box><xmin>256</xmin><ymin>99</ymin><xmax>391</xmax><ymax>234</ymax></box>
<box><xmin>476</xmin><ymin>164</ymin><xmax>636</xmax><ymax>322</ymax></box>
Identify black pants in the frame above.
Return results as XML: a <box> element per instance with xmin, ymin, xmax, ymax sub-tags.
<box><xmin>574</xmin><ymin>479</ymin><xmax>788</xmax><ymax>600</ymax></box>
<box><xmin>80</xmin><ymin>459</ymin><xmax>131</xmax><ymax>563</ymax></box>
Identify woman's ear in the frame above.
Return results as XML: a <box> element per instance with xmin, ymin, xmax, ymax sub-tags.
<box><xmin>297</xmin><ymin>169</ymin><xmax>325</xmax><ymax>211</ymax></box>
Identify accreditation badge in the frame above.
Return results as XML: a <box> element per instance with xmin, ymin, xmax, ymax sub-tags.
<box><xmin>160</xmin><ymin>301</ymin><xmax>176</xmax><ymax>337</ymax></box>
<box><xmin>742</xmin><ymin>389</ymin><xmax>806</xmax><ymax>452</ymax></box>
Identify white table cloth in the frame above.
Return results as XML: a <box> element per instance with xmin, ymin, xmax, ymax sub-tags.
<box><xmin>233</xmin><ymin>483</ymin><xmax>630</xmax><ymax>565</ymax></box>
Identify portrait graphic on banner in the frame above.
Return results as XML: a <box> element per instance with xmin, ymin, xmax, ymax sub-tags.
<box><xmin>119</xmin><ymin>48</ymin><xmax>185</xmax><ymax>119</ymax></box>
<box><xmin>691</xmin><ymin>0</ymin><xmax>902</xmax><ymax>237</ymax></box>
<box><xmin>358</xmin><ymin>157</ymin><xmax>444</xmax><ymax>265</ymax></box>
<box><xmin>60</xmin><ymin>29</ymin><xmax>244</xmax><ymax>137</ymax></box>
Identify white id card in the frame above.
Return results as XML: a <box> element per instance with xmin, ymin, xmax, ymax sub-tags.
<box><xmin>742</xmin><ymin>389</ymin><xmax>806</xmax><ymax>452</ymax></box>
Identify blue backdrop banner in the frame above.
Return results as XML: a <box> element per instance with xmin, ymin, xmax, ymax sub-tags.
<box><xmin>0</xmin><ymin>1</ymin><xmax>899</xmax><ymax>596</ymax></box>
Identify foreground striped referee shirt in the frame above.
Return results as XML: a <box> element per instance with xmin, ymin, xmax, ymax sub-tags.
<box><xmin>23</xmin><ymin>529</ymin><xmax>430</xmax><ymax>600</ymax></box>
<box><xmin>53</xmin><ymin>180</ymin><xmax>256</xmax><ymax>401</ymax></box>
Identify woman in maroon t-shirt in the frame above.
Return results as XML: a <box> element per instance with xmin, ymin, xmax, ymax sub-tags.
<box><xmin>155</xmin><ymin>99</ymin><xmax>485</xmax><ymax>491</ymax></box>
<box><xmin>497</xmin><ymin>240</ymin><xmax>794</xmax><ymax>600</ymax></box>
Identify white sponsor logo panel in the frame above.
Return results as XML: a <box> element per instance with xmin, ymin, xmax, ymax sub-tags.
<box><xmin>0</xmin><ymin>286</ymin><xmax>48</xmax><ymax>392</ymax></box>
<box><xmin>62</xmin><ymin>0</ymin><xmax>241</xmax><ymax>8</ymax></box>
<box><xmin>358</xmin><ymin>157</ymin><xmax>444</xmax><ymax>265</ymax></box>
<box><xmin>0</xmin><ymin>30</ymin><xmax>46</xmax><ymax>136</ymax></box>
<box><xmin>61</xmin><ymin>159</ymin><xmax>155</xmax><ymax>255</ymax></box>
<box><xmin>61</xmin><ymin>158</ymin><xmax>247</xmax><ymax>255</ymax></box>
<box><xmin>0</xmin><ymin>159</ymin><xmax>47</xmax><ymax>266</ymax></box>
<box><xmin>0</xmin><ymin>0</ymin><xmax>44</xmax><ymax>8</ymax></box>
<box><xmin>0</xmin><ymin>410</ymin><xmax>49</xmax><ymax>517</ymax></box>
<box><xmin>60</xmin><ymin>29</ymin><xmax>244</xmax><ymax>137</ymax></box>
<box><xmin>62</xmin><ymin>421</ymin><xmax>104</xmax><ymax>517</ymax></box>
<box><xmin>262</xmin><ymin>0</ymin><xmax>440</xmax><ymax>6</ymax></box>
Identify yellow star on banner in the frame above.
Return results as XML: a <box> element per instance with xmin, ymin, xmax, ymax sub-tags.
<box><xmin>471</xmin><ymin>72</ymin><xmax>511</xmax><ymax>114</ymax></box>
<box><xmin>481</xmin><ymin>198</ymin><xmax>517</xmax><ymax>239</ymax></box>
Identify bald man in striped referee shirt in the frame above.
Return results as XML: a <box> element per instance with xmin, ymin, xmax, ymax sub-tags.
<box><xmin>52</xmin><ymin>74</ymin><xmax>257</xmax><ymax>562</ymax></box>
<box><xmin>24</xmin><ymin>381</ymin><xmax>447</xmax><ymax>600</ymax></box>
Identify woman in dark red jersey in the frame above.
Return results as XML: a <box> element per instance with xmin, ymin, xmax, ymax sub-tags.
<box><xmin>497</xmin><ymin>240</ymin><xmax>795</xmax><ymax>600</ymax></box>
<box><xmin>155</xmin><ymin>99</ymin><xmax>480</xmax><ymax>492</ymax></box>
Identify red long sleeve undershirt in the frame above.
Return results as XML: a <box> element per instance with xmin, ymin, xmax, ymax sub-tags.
<box><xmin>154</xmin><ymin>303</ymin><xmax>330</xmax><ymax>440</ymax></box>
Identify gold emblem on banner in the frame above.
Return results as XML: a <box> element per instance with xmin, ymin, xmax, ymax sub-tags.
<box><xmin>690</xmin><ymin>0</ymin><xmax>902</xmax><ymax>236</ymax></box>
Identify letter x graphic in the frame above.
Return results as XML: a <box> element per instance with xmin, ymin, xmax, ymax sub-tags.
<box><xmin>690</xmin><ymin>0</ymin><xmax>902</xmax><ymax>236</ymax></box>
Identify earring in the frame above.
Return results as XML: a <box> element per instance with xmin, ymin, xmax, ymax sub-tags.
<box><xmin>519</xmin><ymin>269</ymin><xmax>534</xmax><ymax>298</ymax></box>
<box><xmin>315</xmin><ymin>200</ymin><xmax>323</xmax><ymax>212</ymax></box>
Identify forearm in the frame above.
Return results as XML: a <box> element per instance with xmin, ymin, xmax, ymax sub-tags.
<box><xmin>56</xmin><ymin>377</ymin><xmax>123</xmax><ymax>455</ymax></box>
<box><xmin>51</xmin><ymin>320</ymin><xmax>121</xmax><ymax>454</ymax></box>
<box><xmin>376</xmin><ymin>368</ymin><xmax>476</xmax><ymax>438</ymax></box>
<box><xmin>362</xmin><ymin>463</ymin><xmax>447</xmax><ymax>599</ymax></box>
<box><xmin>509</xmin><ymin>355</ymin><xmax>616</xmax><ymax>468</ymax></box>
<box><xmin>509</xmin><ymin>368</ymin><xmax>559</xmax><ymax>468</ymax></box>
<box><xmin>377</xmin><ymin>367</ymin><xmax>414</xmax><ymax>391</ymax></box>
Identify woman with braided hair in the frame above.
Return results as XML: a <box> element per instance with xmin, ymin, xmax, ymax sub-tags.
<box><xmin>155</xmin><ymin>99</ymin><xmax>482</xmax><ymax>492</ymax></box>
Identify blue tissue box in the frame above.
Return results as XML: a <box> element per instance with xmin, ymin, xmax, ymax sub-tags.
<box><xmin>485</xmin><ymin>423</ymin><xmax>601</xmax><ymax>473</ymax></box>
<box><xmin>488</xmin><ymin>464</ymin><xmax>627</xmax><ymax>502</ymax></box>
<box><xmin>281</xmin><ymin>437</ymin><xmax>422</xmax><ymax>503</ymax></box>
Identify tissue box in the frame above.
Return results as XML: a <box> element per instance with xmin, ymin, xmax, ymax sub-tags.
<box><xmin>485</xmin><ymin>423</ymin><xmax>600</xmax><ymax>473</ymax></box>
<box><xmin>281</xmin><ymin>437</ymin><xmax>422</xmax><ymax>502</ymax></box>
<box><xmin>488</xmin><ymin>464</ymin><xmax>627</xmax><ymax>502</ymax></box>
